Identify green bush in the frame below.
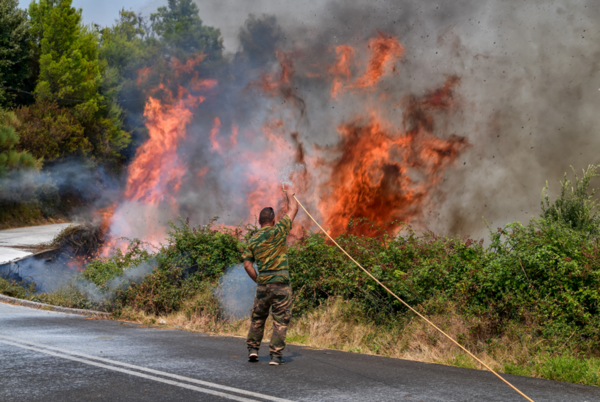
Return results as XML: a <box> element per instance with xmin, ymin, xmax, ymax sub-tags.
<box><xmin>0</xmin><ymin>277</ymin><xmax>32</xmax><ymax>298</ymax></box>
<box><xmin>111</xmin><ymin>219</ymin><xmax>245</xmax><ymax>315</ymax></box>
<box><xmin>542</xmin><ymin>165</ymin><xmax>600</xmax><ymax>237</ymax></box>
<box><xmin>83</xmin><ymin>238</ymin><xmax>153</xmax><ymax>288</ymax></box>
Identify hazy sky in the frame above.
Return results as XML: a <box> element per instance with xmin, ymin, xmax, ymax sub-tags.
<box><xmin>16</xmin><ymin>0</ymin><xmax>342</xmax><ymax>52</ymax></box>
<box><xmin>17</xmin><ymin>0</ymin><xmax>167</xmax><ymax>29</ymax></box>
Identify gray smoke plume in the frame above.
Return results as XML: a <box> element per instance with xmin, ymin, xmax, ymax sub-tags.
<box><xmin>0</xmin><ymin>158</ymin><xmax>119</xmax><ymax>222</ymax></box>
<box><xmin>215</xmin><ymin>264</ymin><xmax>256</xmax><ymax>320</ymax></box>
<box><xmin>0</xmin><ymin>256</ymin><xmax>74</xmax><ymax>294</ymax></box>
<box><xmin>0</xmin><ymin>253</ymin><xmax>157</xmax><ymax>302</ymax></box>
<box><xmin>100</xmin><ymin>0</ymin><xmax>600</xmax><ymax>244</ymax></box>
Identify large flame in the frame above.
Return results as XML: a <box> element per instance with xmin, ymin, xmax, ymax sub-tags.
<box><xmin>125</xmin><ymin>90</ymin><xmax>202</xmax><ymax>205</ymax></box>
<box><xmin>99</xmin><ymin>30</ymin><xmax>469</xmax><ymax>255</ymax></box>
<box><xmin>321</xmin><ymin>77</ymin><xmax>468</xmax><ymax>237</ymax></box>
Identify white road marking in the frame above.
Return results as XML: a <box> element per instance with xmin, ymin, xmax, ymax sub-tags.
<box><xmin>0</xmin><ymin>336</ymin><xmax>293</xmax><ymax>402</ymax></box>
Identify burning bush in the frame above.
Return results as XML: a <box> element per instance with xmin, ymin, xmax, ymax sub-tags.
<box><xmin>51</xmin><ymin>223</ymin><xmax>104</xmax><ymax>257</ymax></box>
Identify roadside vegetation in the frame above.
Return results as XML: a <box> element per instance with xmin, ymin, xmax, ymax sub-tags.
<box><xmin>4</xmin><ymin>166</ymin><xmax>599</xmax><ymax>387</ymax></box>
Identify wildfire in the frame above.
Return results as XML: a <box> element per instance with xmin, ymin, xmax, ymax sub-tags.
<box><xmin>328</xmin><ymin>45</ymin><xmax>355</xmax><ymax>99</ymax></box>
<box><xmin>101</xmin><ymin>56</ymin><xmax>216</xmax><ymax>252</ymax></box>
<box><xmin>124</xmin><ymin>90</ymin><xmax>202</xmax><ymax>205</ymax></box>
<box><xmin>321</xmin><ymin>76</ymin><xmax>469</xmax><ymax>237</ymax></box>
<box><xmin>98</xmin><ymin>29</ymin><xmax>469</xmax><ymax>257</ymax></box>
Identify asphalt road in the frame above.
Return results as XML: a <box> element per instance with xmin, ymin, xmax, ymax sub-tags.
<box><xmin>0</xmin><ymin>223</ymin><xmax>71</xmax><ymax>263</ymax></box>
<box><xmin>1</xmin><ymin>303</ymin><xmax>599</xmax><ymax>402</ymax></box>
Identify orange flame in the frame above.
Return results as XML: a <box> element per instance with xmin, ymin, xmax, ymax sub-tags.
<box><xmin>354</xmin><ymin>31</ymin><xmax>404</xmax><ymax>88</ymax></box>
<box><xmin>124</xmin><ymin>89</ymin><xmax>202</xmax><ymax>204</ymax></box>
<box><xmin>173</xmin><ymin>54</ymin><xmax>206</xmax><ymax>75</ymax></box>
<box><xmin>210</xmin><ymin>117</ymin><xmax>222</xmax><ymax>153</ymax></box>
<box><xmin>321</xmin><ymin>76</ymin><xmax>468</xmax><ymax>237</ymax></box>
<box><xmin>230</xmin><ymin>123</ymin><xmax>239</xmax><ymax>146</ymax></box>
<box><xmin>328</xmin><ymin>45</ymin><xmax>355</xmax><ymax>99</ymax></box>
<box><xmin>99</xmin><ymin>31</ymin><xmax>468</xmax><ymax>255</ymax></box>
<box><xmin>136</xmin><ymin>67</ymin><xmax>151</xmax><ymax>86</ymax></box>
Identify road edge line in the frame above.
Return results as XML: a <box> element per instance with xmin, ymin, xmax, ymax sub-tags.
<box><xmin>0</xmin><ymin>335</ymin><xmax>294</xmax><ymax>402</ymax></box>
<box><xmin>0</xmin><ymin>339</ymin><xmax>261</xmax><ymax>402</ymax></box>
<box><xmin>0</xmin><ymin>294</ymin><xmax>109</xmax><ymax>318</ymax></box>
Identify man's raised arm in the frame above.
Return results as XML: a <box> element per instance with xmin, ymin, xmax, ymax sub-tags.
<box><xmin>283</xmin><ymin>183</ymin><xmax>299</xmax><ymax>222</ymax></box>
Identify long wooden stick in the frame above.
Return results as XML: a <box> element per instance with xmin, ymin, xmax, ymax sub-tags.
<box><xmin>293</xmin><ymin>195</ymin><xmax>535</xmax><ymax>402</ymax></box>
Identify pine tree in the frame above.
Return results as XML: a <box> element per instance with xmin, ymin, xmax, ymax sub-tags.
<box><xmin>29</xmin><ymin>0</ymin><xmax>130</xmax><ymax>162</ymax></box>
<box><xmin>0</xmin><ymin>0</ymin><xmax>33</xmax><ymax>108</ymax></box>
<box><xmin>150</xmin><ymin>0</ymin><xmax>223</xmax><ymax>59</ymax></box>
<box><xmin>0</xmin><ymin>109</ymin><xmax>36</xmax><ymax>176</ymax></box>
<box><xmin>29</xmin><ymin>0</ymin><xmax>101</xmax><ymax>104</ymax></box>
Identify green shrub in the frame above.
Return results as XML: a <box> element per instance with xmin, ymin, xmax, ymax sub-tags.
<box><xmin>0</xmin><ymin>277</ymin><xmax>32</xmax><ymax>298</ymax></box>
<box><xmin>161</xmin><ymin>218</ymin><xmax>244</xmax><ymax>280</ymax></box>
<box><xmin>112</xmin><ymin>219</ymin><xmax>245</xmax><ymax>315</ymax></box>
<box><xmin>542</xmin><ymin>165</ymin><xmax>600</xmax><ymax>237</ymax></box>
<box><xmin>83</xmin><ymin>238</ymin><xmax>153</xmax><ymax>288</ymax></box>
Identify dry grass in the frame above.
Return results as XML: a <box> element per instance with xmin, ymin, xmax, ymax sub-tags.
<box><xmin>286</xmin><ymin>298</ymin><xmax>504</xmax><ymax>370</ymax></box>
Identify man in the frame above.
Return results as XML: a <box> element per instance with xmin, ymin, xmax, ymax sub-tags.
<box><xmin>243</xmin><ymin>183</ymin><xmax>299</xmax><ymax>366</ymax></box>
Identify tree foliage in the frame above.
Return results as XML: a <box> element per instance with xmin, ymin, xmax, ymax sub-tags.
<box><xmin>150</xmin><ymin>0</ymin><xmax>223</xmax><ymax>58</ymax></box>
<box><xmin>28</xmin><ymin>0</ymin><xmax>130</xmax><ymax>162</ymax></box>
<box><xmin>14</xmin><ymin>100</ymin><xmax>89</xmax><ymax>160</ymax></box>
<box><xmin>0</xmin><ymin>0</ymin><xmax>33</xmax><ymax>108</ymax></box>
<box><xmin>0</xmin><ymin>108</ymin><xmax>36</xmax><ymax>175</ymax></box>
<box><xmin>29</xmin><ymin>0</ymin><xmax>101</xmax><ymax>104</ymax></box>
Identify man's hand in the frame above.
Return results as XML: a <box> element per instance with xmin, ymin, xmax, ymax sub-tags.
<box><xmin>282</xmin><ymin>183</ymin><xmax>299</xmax><ymax>222</ymax></box>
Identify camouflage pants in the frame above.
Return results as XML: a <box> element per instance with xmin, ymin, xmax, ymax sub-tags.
<box><xmin>246</xmin><ymin>283</ymin><xmax>292</xmax><ymax>357</ymax></box>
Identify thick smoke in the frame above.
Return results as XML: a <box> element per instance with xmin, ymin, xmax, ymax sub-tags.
<box><xmin>184</xmin><ymin>0</ymin><xmax>600</xmax><ymax>240</ymax></box>
<box><xmin>0</xmin><ymin>253</ymin><xmax>156</xmax><ymax>301</ymax></box>
<box><xmin>0</xmin><ymin>158</ymin><xmax>119</xmax><ymax>221</ymax></box>
<box><xmin>215</xmin><ymin>264</ymin><xmax>257</xmax><ymax>320</ymax></box>
<box><xmin>97</xmin><ymin>0</ymin><xmax>600</xmax><ymax>246</ymax></box>
<box><xmin>0</xmin><ymin>256</ymin><xmax>74</xmax><ymax>293</ymax></box>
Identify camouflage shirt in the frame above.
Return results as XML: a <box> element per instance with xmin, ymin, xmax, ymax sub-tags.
<box><xmin>243</xmin><ymin>215</ymin><xmax>292</xmax><ymax>285</ymax></box>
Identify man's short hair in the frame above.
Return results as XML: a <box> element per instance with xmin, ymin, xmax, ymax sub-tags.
<box><xmin>259</xmin><ymin>207</ymin><xmax>275</xmax><ymax>225</ymax></box>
